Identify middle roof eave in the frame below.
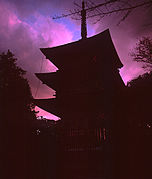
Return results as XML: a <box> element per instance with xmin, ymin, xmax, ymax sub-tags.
<box><xmin>35</xmin><ymin>72</ymin><xmax>59</xmax><ymax>89</ymax></box>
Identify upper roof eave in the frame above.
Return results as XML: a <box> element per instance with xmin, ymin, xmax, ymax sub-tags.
<box><xmin>40</xmin><ymin>29</ymin><xmax>110</xmax><ymax>57</ymax></box>
<box><xmin>40</xmin><ymin>29</ymin><xmax>123</xmax><ymax>69</ymax></box>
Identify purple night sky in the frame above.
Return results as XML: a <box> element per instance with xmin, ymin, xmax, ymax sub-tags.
<box><xmin>0</xmin><ymin>0</ymin><xmax>152</xmax><ymax>120</ymax></box>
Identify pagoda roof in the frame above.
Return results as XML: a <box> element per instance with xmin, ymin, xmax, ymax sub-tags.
<box><xmin>35</xmin><ymin>72</ymin><xmax>58</xmax><ymax>89</ymax></box>
<box><xmin>35</xmin><ymin>71</ymin><xmax>100</xmax><ymax>90</ymax></box>
<box><xmin>40</xmin><ymin>29</ymin><xmax>123</xmax><ymax>69</ymax></box>
<box><xmin>34</xmin><ymin>95</ymin><xmax>104</xmax><ymax>116</ymax></box>
<box><xmin>35</xmin><ymin>70</ymin><xmax>125</xmax><ymax>91</ymax></box>
<box><xmin>34</xmin><ymin>98</ymin><xmax>59</xmax><ymax>116</ymax></box>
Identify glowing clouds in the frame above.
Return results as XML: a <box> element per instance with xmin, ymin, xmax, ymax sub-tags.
<box><xmin>0</xmin><ymin>0</ymin><xmax>73</xmax><ymax>119</ymax></box>
<box><xmin>32</xmin><ymin>13</ymin><xmax>73</xmax><ymax>47</ymax></box>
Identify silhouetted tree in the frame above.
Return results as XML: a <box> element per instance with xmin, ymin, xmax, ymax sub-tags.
<box><xmin>0</xmin><ymin>50</ymin><xmax>36</xmax><ymax>125</ymax></box>
<box><xmin>131</xmin><ymin>37</ymin><xmax>152</xmax><ymax>69</ymax></box>
<box><xmin>90</xmin><ymin>0</ymin><xmax>152</xmax><ymax>24</ymax></box>
<box><xmin>128</xmin><ymin>72</ymin><xmax>152</xmax><ymax>125</ymax></box>
<box><xmin>0</xmin><ymin>50</ymin><xmax>37</xmax><ymax>179</ymax></box>
<box><xmin>125</xmin><ymin>72</ymin><xmax>152</xmax><ymax>179</ymax></box>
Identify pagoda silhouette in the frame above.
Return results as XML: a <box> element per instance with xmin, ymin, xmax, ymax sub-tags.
<box><xmin>35</xmin><ymin>1</ymin><xmax>125</xmax><ymax>179</ymax></box>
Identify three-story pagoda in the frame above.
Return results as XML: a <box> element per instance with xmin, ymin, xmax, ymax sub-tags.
<box><xmin>35</xmin><ymin>1</ymin><xmax>125</xmax><ymax>179</ymax></box>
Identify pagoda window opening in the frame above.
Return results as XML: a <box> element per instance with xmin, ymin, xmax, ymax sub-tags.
<box><xmin>95</xmin><ymin>128</ymin><xmax>104</xmax><ymax>142</ymax></box>
<box><xmin>99</xmin><ymin>128</ymin><xmax>102</xmax><ymax>141</ymax></box>
<box><xmin>103</xmin><ymin>128</ymin><xmax>106</xmax><ymax>141</ymax></box>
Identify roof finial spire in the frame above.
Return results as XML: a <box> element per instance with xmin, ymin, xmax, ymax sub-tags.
<box><xmin>81</xmin><ymin>0</ymin><xmax>87</xmax><ymax>40</ymax></box>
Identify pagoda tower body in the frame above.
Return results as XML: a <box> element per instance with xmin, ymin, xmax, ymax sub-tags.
<box><xmin>35</xmin><ymin>2</ymin><xmax>125</xmax><ymax>178</ymax></box>
<box><xmin>35</xmin><ymin>29</ymin><xmax>125</xmax><ymax>179</ymax></box>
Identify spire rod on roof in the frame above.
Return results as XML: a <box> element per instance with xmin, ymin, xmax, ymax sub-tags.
<box><xmin>81</xmin><ymin>1</ymin><xmax>87</xmax><ymax>40</ymax></box>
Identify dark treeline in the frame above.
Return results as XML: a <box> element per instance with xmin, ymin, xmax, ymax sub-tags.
<box><xmin>116</xmin><ymin>72</ymin><xmax>152</xmax><ymax>179</ymax></box>
<box><xmin>0</xmin><ymin>50</ymin><xmax>58</xmax><ymax>179</ymax></box>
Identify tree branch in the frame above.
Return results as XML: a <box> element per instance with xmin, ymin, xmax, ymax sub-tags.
<box><xmin>52</xmin><ymin>0</ymin><xmax>152</xmax><ymax>20</ymax></box>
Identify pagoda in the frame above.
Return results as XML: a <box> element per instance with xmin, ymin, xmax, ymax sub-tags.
<box><xmin>35</xmin><ymin>1</ymin><xmax>125</xmax><ymax>179</ymax></box>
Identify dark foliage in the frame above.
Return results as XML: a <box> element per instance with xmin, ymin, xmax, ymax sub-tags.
<box><xmin>123</xmin><ymin>72</ymin><xmax>152</xmax><ymax>179</ymax></box>
<box><xmin>0</xmin><ymin>50</ymin><xmax>38</xmax><ymax>179</ymax></box>
<box><xmin>128</xmin><ymin>71</ymin><xmax>152</xmax><ymax>126</ymax></box>
<box><xmin>0</xmin><ymin>50</ymin><xmax>36</xmax><ymax>125</ymax></box>
<box><xmin>0</xmin><ymin>50</ymin><xmax>59</xmax><ymax>179</ymax></box>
